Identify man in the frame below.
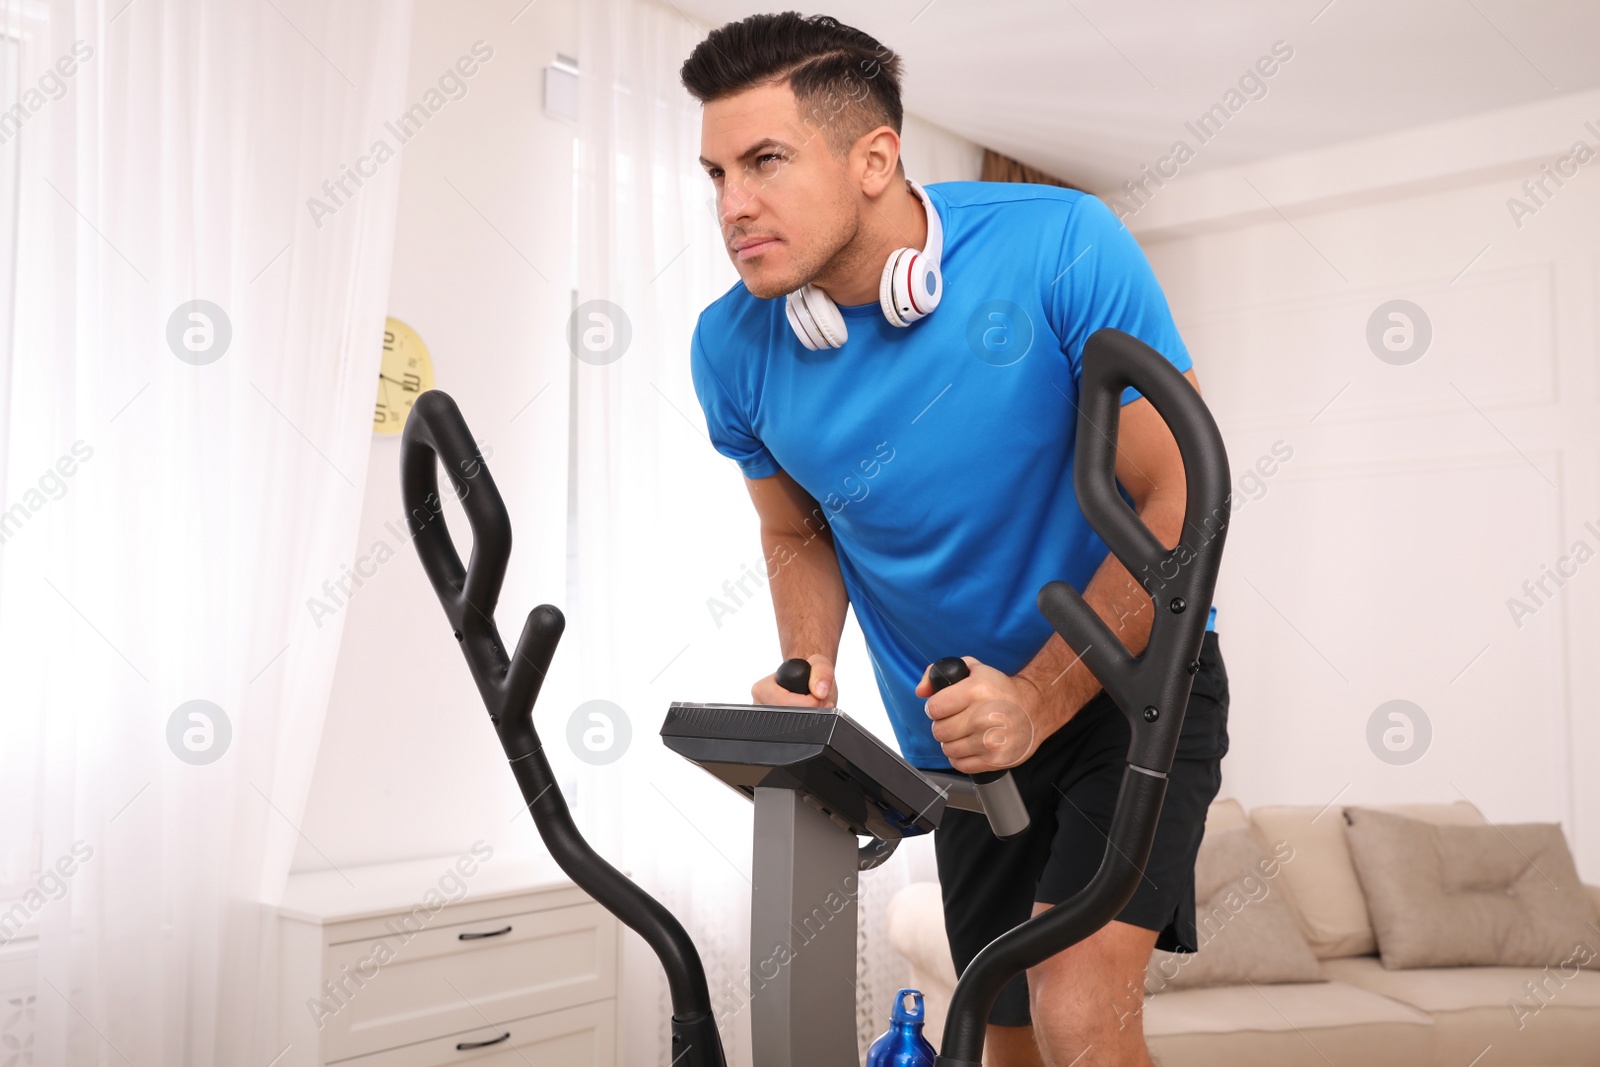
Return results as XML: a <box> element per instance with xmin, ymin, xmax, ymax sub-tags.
<box><xmin>680</xmin><ymin>13</ymin><xmax>1229</xmax><ymax>1067</ymax></box>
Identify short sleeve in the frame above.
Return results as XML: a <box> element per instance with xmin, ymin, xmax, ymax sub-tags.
<box><xmin>1051</xmin><ymin>195</ymin><xmax>1193</xmax><ymax>406</ymax></box>
<box><xmin>688</xmin><ymin>324</ymin><xmax>779</xmax><ymax>480</ymax></box>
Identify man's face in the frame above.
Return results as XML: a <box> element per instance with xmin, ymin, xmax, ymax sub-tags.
<box><xmin>699</xmin><ymin>83</ymin><xmax>859</xmax><ymax>300</ymax></box>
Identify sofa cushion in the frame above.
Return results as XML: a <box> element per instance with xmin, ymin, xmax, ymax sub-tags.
<box><xmin>1143</xmin><ymin>980</ymin><xmax>1433</xmax><ymax>1067</ymax></box>
<box><xmin>1250</xmin><ymin>801</ymin><xmax>1485</xmax><ymax>959</ymax></box>
<box><xmin>1146</xmin><ymin>828</ymin><xmax>1324</xmax><ymax>992</ymax></box>
<box><xmin>1345</xmin><ymin>808</ymin><xmax>1599</xmax><ymax>969</ymax></box>
<box><xmin>1324</xmin><ymin>954</ymin><xmax>1600</xmax><ymax>1067</ymax></box>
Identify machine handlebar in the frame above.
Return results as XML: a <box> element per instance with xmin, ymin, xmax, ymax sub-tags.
<box><xmin>401</xmin><ymin>391</ymin><xmax>727</xmax><ymax>1067</ymax></box>
<box><xmin>934</xmin><ymin>328</ymin><xmax>1231</xmax><ymax>1066</ymax></box>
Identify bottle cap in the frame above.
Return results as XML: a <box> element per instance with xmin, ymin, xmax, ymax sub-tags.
<box><xmin>889</xmin><ymin>988</ymin><xmax>926</xmax><ymax>1025</ymax></box>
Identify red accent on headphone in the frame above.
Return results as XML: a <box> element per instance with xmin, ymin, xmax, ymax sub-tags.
<box><xmin>904</xmin><ymin>254</ymin><xmax>922</xmax><ymax>315</ymax></box>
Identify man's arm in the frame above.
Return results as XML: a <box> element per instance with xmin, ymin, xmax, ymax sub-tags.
<box><xmin>920</xmin><ymin>367</ymin><xmax>1201</xmax><ymax>771</ymax></box>
<box><xmin>1013</xmin><ymin>366</ymin><xmax>1200</xmax><ymax>737</ymax></box>
<box><xmin>745</xmin><ymin>468</ymin><xmax>850</xmax><ymax>706</ymax></box>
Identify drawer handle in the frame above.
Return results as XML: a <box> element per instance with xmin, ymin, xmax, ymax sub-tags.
<box><xmin>455</xmin><ymin>1031</ymin><xmax>511</xmax><ymax>1051</ymax></box>
<box><xmin>457</xmin><ymin>925</ymin><xmax>513</xmax><ymax>941</ymax></box>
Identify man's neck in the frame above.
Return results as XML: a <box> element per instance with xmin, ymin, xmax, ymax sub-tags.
<box><xmin>811</xmin><ymin>178</ymin><xmax>927</xmax><ymax>307</ymax></box>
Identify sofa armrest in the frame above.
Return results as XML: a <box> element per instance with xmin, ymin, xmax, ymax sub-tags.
<box><xmin>887</xmin><ymin>882</ymin><xmax>958</xmax><ymax>988</ymax></box>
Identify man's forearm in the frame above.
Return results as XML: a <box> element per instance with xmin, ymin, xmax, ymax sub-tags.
<box><xmin>764</xmin><ymin>513</ymin><xmax>849</xmax><ymax>663</ymax></box>
<box><xmin>1016</xmin><ymin>490</ymin><xmax>1188</xmax><ymax>737</ymax></box>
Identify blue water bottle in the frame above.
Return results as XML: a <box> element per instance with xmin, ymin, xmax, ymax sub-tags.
<box><xmin>867</xmin><ymin>988</ymin><xmax>937</xmax><ymax>1067</ymax></box>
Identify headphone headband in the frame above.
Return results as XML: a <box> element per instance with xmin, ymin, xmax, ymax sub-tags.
<box><xmin>907</xmin><ymin>178</ymin><xmax>943</xmax><ymax>269</ymax></box>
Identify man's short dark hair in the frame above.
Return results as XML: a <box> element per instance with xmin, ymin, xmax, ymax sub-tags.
<box><xmin>680</xmin><ymin>12</ymin><xmax>905</xmax><ymax>167</ymax></box>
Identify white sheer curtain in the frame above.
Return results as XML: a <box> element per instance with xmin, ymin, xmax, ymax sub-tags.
<box><xmin>569</xmin><ymin>4</ymin><xmax>751</xmax><ymax>1061</ymax></box>
<box><xmin>0</xmin><ymin>1</ymin><xmax>412</xmax><ymax>1063</ymax></box>
<box><xmin>569</xmin><ymin>3</ymin><xmax>980</xmax><ymax>1063</ymax></box>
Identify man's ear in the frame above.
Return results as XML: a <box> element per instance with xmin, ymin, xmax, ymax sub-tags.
<box><xmin>853</xmin><ymin>125</ymin><xmax>902</xmax><ymax>197</ymax></box>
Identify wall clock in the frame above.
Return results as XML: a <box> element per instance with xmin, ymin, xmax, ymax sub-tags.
<box><xmin>374</xmin><ymin>317</ymin><xmax>435</xmax><ymax>435</ymax></box>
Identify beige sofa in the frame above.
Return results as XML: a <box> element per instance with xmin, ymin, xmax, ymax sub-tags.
<box><xmin>887</xmin><ymin>798</ymin><xmax>1600</xmax><ymax>1066</ymax></box>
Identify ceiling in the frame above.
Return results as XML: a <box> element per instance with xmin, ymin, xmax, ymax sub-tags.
<box><xmin>670</xmin><ymin>0</ymin><xmax>1600</xmax><ymax>192</ymax></box>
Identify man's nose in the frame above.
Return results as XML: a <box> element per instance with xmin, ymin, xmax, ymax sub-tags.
<box><xmin>719</xmin><ymin>180</ymin><xmax>756</xmax><ymax>224</ymax></box>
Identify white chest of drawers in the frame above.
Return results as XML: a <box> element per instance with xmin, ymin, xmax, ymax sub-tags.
<box><xmin>278</xmin><ymin>852</ymin><xmax>618</xmax><ymax>1066</ymax></box>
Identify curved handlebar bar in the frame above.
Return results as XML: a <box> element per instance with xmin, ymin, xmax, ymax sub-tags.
<box><xmin>934</xmin><ymin>328</ymin><xmax>1231</xmax><ymax>1066</ymax></box>
<box><xmin>399</xmin><ymin>392</ymin><xmax>547</xmax><ymax>737</ymax></box>
<box><xmin>401</xmin><ymin>391</ymin><xmax>727</xmax><ymax>1067</ymax></box>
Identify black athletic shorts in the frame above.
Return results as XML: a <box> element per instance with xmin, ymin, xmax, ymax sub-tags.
<box><xmin>929</xmin><ymin>630</ymin><xmax>1229</xmax><ymax>1027</ymax></box>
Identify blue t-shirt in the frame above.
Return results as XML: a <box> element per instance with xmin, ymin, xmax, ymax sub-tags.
<box><xmin>689</xmin><ymin>181</ymin><xmax>1215</xmax><ymax>770</ymax></box>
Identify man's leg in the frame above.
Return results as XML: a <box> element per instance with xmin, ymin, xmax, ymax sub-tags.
<box><xmin>1026</xmin><ymin>914</ymin><xmax>1158</xmax><ymax>1067</ymax></box>
<box><xmin>974</xmin><ymin>915</ymin><xmax>1157</xmax><ymax>1067</ymax></box>
<box><xmin>1017</xmin><ymin>632</ymin><xmax>1230</xmax><ymax>1066</ymax></box>
<box><xmin>984</xmin><ymin>1023</ymin><xmax>1047</xmax><ymax>1067</ymax></box>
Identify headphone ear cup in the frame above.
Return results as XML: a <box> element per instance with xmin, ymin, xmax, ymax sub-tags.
<box><xmin>800</xmin><ymin>286</ymin><xmax>851</xmax><ymax>348</ymax></box>
<box><xmin>882</xmin><ymin>247</ymin><xmax>943</xmax><ymax>327</ymax></box>
<box><xmin>880</xmin><ymin>247</ymin><xmax>914</xmax><ymax>327</ymax></box>
<box><xmin>879</xmin><ymin>177</ymin><xmax>946</xmax><ymax>329</ymax></box>
<box><xmin>788</xmin><ymin>284</ymin><xmax>847</xmax><ymax>349</ymax></box>
<box><xmin>785</xmin><ymin>290</ymin><xmax>824</xmax><ymax>350</ymax></box>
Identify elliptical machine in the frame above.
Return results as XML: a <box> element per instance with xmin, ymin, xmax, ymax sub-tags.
<box><xmin>399</xmin><ymin>327</ymin><xmax>1230</xmax><ymax>1066</ymax></box>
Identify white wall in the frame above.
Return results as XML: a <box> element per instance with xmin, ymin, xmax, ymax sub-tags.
<box><xmin>1129</xmin><ymin>88</ymin><xmax>1600</xmax><ymax>879</ymax></box>
<box><xmin>292</xmin><ymin>0</ymin><xmax>580</xmax><ymax>873</ymax></box>
<box><xmin>900</xmin><ymin>111</ymin><xmax>986</xmax><ymax>190</ymax></box>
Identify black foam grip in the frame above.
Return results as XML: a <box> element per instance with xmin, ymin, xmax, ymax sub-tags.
<box><xmin>928</xmin><ymin>656</ymin><xmax>969</xmax><ymax>691</ymax></box>
<box><xmin>775</xmin><ymin>658</ymin><xmax>812</xmax><ymax>696</ymax></box>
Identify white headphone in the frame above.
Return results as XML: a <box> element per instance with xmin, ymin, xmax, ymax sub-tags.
<box><xmin>784</xmin><ymin>178</ymin><xmax>945</xmax><ymax>350</ymax></box>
